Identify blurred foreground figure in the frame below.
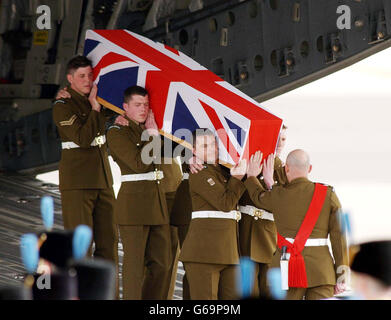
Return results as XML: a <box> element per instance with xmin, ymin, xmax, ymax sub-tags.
<box><xmin>350</xmin><ymin>240</ymin><xmax>391</xmax><ymax>300</ymax></box>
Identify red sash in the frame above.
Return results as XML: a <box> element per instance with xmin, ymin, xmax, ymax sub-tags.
<box><xmin>277</xmin><ymin>183</ymin><xmax>328</xmax><ymax>288</ymax></box>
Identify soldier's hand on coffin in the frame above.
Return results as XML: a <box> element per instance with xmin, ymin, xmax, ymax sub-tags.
<box><xmin>145</xmin><ymin>110</ymin><xmax>159</xmax><ymax>136</ymax></box>
<box><xmin>230</xmin><ymin>159</ymin><xmax>247</xmax><ymax>180</ymax></box>
<box><xmin>246</xmin><ymin>151</ymin><xmax>263</xmax><ymax>177</ymax></box>
<box><xmin>189</xmin><ymin>156</ymin><xmax>204</xmax><ymax>174</ymax></box>
<box><xmin>55</xmin><ymin>87</ymin><xmax>71</xmax><ymax>100</ymax></box>
<box><xmin>115</xmin><ymin>115</ymin><xmax>129</xmax><ymax>126</ymax></box>
<box><xmin>88</xmin><ymin>84</ymin><xmax>101</xmax><ymax>112</ymax></box>
<box><xmin>262</xmin><ymin>154</ymin><xmax>275</xmax><ymax>189</ymax></box>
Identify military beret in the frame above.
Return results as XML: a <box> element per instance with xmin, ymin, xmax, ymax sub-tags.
<box><xmin>32</xmin><ymin>268</ymin><xmax>78</xmax><ymax>300</ymax></box>
<box><xmin>38</xmin><ymin>230</ymin><xmax>75</xmax><ymax>268</ymax></box>
<box><xmin>69</xmin><ymin>258</ymin><xmax>116</xmax><ymax>300</ymax></box>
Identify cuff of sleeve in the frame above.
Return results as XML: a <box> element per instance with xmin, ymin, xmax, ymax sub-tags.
<box><xmin>244</xmin><ymin>176</ymin><xmax>263</xmax><ymax>188</ymax></box>
<box><xmin>229</xmin><ymin>176</ymin><xmax>246</xmax><ymax>193</ymax></box>
<box><xmin>244</xmin><ymin>176</ymin><xmax>269</xmax><ymax>194</ymax></box>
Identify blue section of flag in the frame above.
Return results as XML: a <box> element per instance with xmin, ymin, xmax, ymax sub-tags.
<box><xmin>172</xmin><ymin>94</ymin><xmax>199</xmax><ymax>142</ymax></box>
<box><xmin>83</xmin><ymin>39</ymin><xmax>101</xmax><ymax>56</ymax></box>
<box><xmin>225</xmin><ymin>117</ymin><xmax>246</xmax><ymax>147</ymax></box>
<box><xmin>97</xmin><ymin>66</ymin><xmax>139</xmax><ymax>110</ymax></box>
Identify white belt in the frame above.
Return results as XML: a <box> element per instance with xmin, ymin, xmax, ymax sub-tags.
<box><xmin>191</xmin><ymin>210</ymin><xmax>241</xmax><ymax>221</ymax></box>
<box><xmin>182</xmin><ymin>173</ymin><xmax>189</xmax><ymax>180</ymax></box>
<box><xmin>285</xmin><ymin>237</ymin><xmax>328</xmax><ymax>247</ymax></box>
<box><xmin>61</xmin><ymin>135</ymin><xmax>106</xmax><ymax>149</ymax></box>
<box><xmin>121</xmin><ymin>170</ymin><xmax>164</xmax><ymax>182</ymax></box>
<box><xmin>239</xmin><ymin>205</ymin><xmax>274</xmax><ymax>221</ymax></box>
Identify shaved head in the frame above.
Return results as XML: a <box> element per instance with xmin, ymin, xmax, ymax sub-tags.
<box><xmin>285</xmin><ymin>149</ymin><xmax>312</xmax><ymax>182</ymax></box>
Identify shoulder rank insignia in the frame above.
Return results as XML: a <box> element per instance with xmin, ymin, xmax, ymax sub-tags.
<box><xmin>207</xmin><ymin>178</ymin><xmax>215</xmax><ymax>186</ymax></box>
<box><xmin>53</xmin><ymin>99</ymin><xmax>65</xmax><ymax>105</ymax></box>
<box><xmin>59</xmin><ymin>114</ymin><xmax>77</xmax><ymax>126</ymax></box>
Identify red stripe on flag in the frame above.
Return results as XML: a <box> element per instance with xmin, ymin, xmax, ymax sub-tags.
<box><xmin>93</xmin><ymin>52</ymin><xmax>136</xmax><ymax>81</ymax></box>
<box><xmin>92</xmin><ymin>30</ymin><xmax>283</xmax><ymax>162</ymax></box>
<box><xmin>200</xmin><ymin>100</ymin><xmax>240</xmax><ymax>163</ymax></box>
<box><xmin>93</xmin><ymin>30</ymin><xmax>274</xmax><ymax>119</ymax></box>
<box><xmin>164</xmin><ymin>45</ymin><xmax>180</xmax><ymax>55</ymax></box>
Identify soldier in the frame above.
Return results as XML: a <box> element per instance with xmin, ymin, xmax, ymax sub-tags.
<box><xmin>245</xmin><ymin>149</ymin><xmax>348</xmax><ymax>300</ymax></box>
<box><xmin>169</xmin><ymin>163</ymin><xmax>193</xmax><ymax>300</ymax></box>
<box><xmin>179</xmin><ymin>129</ymin><xmax>247</xmax><ymax>300</ymax></box>
<box><xmin>238</xmin><ymin>125</ymin><xmax>288</xmax><ymax>298</ymax></box>
<box><xmin>160</xmin><ymin>156</ymin><xmax>183</xmax><ymax>299</ymax></box>
<box><xmin>52</xmin><ymin>56</ymin><xmax>118</xmax><ymax>266</ymax></box>
<box><xmin>106</xmin><ymin>85</ymin><xmax>172</xmax><ymax>300</ymax></box>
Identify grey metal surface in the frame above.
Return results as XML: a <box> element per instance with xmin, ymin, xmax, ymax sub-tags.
<box><xmin>0</xmin><ymin>174</ymin><xmax>62</xmax><ymax>286</ymax></box>
<box><xmin>1</xmin><ymin>0</ymin><xmax>391</xmax><ymax>173</ymax></box>
<box><xmin>0</xmin><ymin>173</ymin><xmax>185</xmax><ymax>299</ymax></box>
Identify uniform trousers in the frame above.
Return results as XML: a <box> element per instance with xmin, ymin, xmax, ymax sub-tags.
<box><xmin>184</xmin><ymin>262</ymin><xmax>239</xmax><ymax>300</ymax></box>
<box><xmin>286</xmin><ymin>285</ymin><xmax>334</xmax><ymax>300</ymax></box>
<box><xmin>60</xmin><ymin>187</ymin><xmax>118</xmax><ymax>262</ymax></box>
<box><xmin>61</xmin><ymin>187</ymin><xmax>119</xmax><ymax>298</ymax></box>
<box><xmin>250</xmin><ymin>262</ymin><xmax>271</xmax><ymax>298</ymax></box>
<box><xmin>119</xmin><ymin>224</ymin><xmax>172</xmax><ymax>300</ymax></box>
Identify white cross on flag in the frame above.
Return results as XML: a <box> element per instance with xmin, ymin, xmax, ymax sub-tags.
<box><xmin>84</xmin><ymin>29</ymin><xmax>283</xmax><ymax>165</ymax></box>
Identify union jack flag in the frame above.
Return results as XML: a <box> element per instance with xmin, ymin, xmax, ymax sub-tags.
<box><xmin>84</xmin><ymin>29</ymin><xmax>283</xmax><ymax>165</ymax></box>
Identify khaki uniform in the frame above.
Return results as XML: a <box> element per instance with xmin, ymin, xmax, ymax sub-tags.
<box><xmin>179</xmin><ymin>164</ymin><xmax>246</xmax><ymax>300</ymax></box>
<box><xmin>169</xmin><ymin>167</ymin><xmax>192</xmax><ymax>300</ymax></box>
<box><xmin>238</xmin><ymin>157</ymin><xmax>287</xmax><ymax>297</ymax></box>
<box><xmin>52</xmin><ymin>87</ymin><xmax>118</xmax><ymax>265</ymax></box>
<box><xmin>107</xmin><ymin>122</ymin><xmax>171</xmax><ymax>300</ymax></box>
<box><xmin>160</xmin><ymin>159</ymin><xmax>183</xmax><ymax>299</ymax></box>
<box><xmin>244</xmin><ymin>176</ymin><xmax>348</xmax><ymax>300</ymax></box>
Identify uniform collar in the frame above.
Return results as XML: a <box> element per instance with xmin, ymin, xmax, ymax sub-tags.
<box><xmin>288</xmin><ymin>177</ymin><xmax>310</xmax><ymax>186</ymax></box>
<box><xmin>127</xmin><ymin>116</ymin><xmax>145</xmax><ymax>134</ymax></box>
<box><xmin>67</xmin><ymin>86</ymin><xmax>89</xmax><ymax>102</ymax></box>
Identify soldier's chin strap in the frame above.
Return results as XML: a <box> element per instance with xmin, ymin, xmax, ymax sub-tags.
<box><xmin>277</xmin><ymin>183</ymin><xmax>328</xmax><ymax>288</ymax></box>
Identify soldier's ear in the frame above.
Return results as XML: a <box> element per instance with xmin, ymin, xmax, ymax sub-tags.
<box><xmin>122</xmin><ymin>103</ymin><xmax>128</xmax><ymax>112</ymax></box>
<box><xmin>66</xmin><ymin>73</ymin><xmax>73</xmax><ymax>84</ymax></box>
<box><xmin>308</xmin><ymin>164</ymin><xmax>312</xmax><ymax>174</ymax></box>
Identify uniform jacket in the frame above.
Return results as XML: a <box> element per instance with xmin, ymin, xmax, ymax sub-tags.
<box><xmin>170</xmin><ymin>178</ymin><xmax>192</xmax><ymax>226</ymax></box>
<box><xmin>106</xmin><ymin>121</ymin><xmax>169</xmax><ymax>225</ymax></box>
<box><xmin>179</xmin><ymin>164</ymin><xmax>246</xmax><ymax>265</ymax></box>
<box><xmin>244</xmin><ymin>176</ymin><xmax>348</xmax><ymax>287</ymax></box>
<box><xmin>239</xmin><ymin>157</ymin><xmax>287</xmax><ymax>263</ymax></box>
<box><xmin>160</xmin><ymin>158</ymin><xmax>182</xmax><ymax>194</ymax></box>
<box><xmin>170</xmin><ymin>163</ymin><xmax>192</xmax><ymax>226</ymax></box>
<box><xmin>52</xmin><ymin>87</ymin><xmax>113</xmax><ymax>190</ymax></box>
